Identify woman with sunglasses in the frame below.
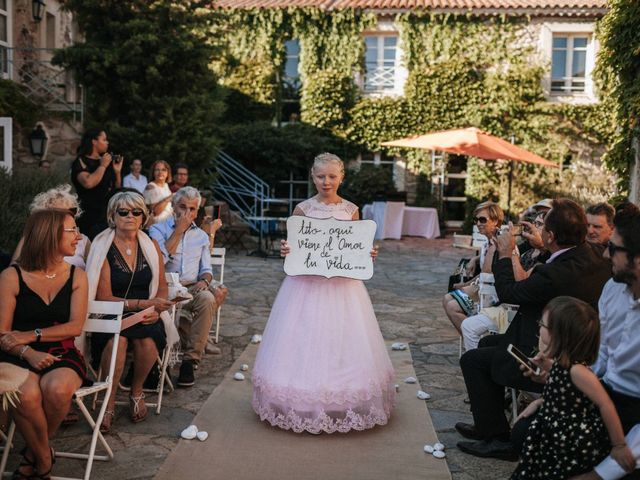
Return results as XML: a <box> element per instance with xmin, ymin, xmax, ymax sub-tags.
<box><xmin>12</xmin><ymin>185</ymin><xmax>92</xmax><ymax>270</ymax></box>
<box><xmin>85</xmin><ymin>191</ymin><xmax>176</xmax><ymax>432</ymax></box>
<box><xmin>443</xmin><ymin>201</ymin><xmax>504</xmax><ymax>333</ymax></box>
<box><xmin>0</xmin><ymin>209</ymin><xmax>89</xmax><ymax>479</ymax></box>
<box><xmin>144</xmin><ymin>160</ymin><xmax>174</xmax><ymax>225</ymax></box>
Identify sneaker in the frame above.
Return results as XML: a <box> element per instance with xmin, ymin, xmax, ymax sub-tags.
<box><xmin>177</xmin><ymin>361</ymin><xmax>195</xmax><ymax>388</ymax></box>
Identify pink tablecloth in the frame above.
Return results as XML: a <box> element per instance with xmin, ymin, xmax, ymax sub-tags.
<box><xmin>401</xmin><ymin>207</ymin><xmax>440</xmax><ymax>239</ymax></box>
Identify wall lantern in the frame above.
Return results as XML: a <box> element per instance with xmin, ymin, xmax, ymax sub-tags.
<box><xmin>32</xmin><ymin>0</ymin><xmax>46</xmax><ymax>23</ymax></box>
<box><xmin>29</xmin><ymin>124</ymin><xmax>48</xmax><ymax>158</ymax></box>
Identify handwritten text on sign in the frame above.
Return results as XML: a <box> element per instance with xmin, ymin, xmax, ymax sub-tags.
<box><xmin>284</xmin><ymin>216</ymin><xmax>377</xmax><ymax>280</ymax></box>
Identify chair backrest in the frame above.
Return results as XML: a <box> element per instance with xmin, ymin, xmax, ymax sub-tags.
<box><xmin>211</xmin><ymin>247</ymin><xmax>226</xmax><ymax>284</ymax></box>
<box><xmin>84</xmin><ymin>301</ymin><xmax>124</xmax><ymax>334</ymax></box>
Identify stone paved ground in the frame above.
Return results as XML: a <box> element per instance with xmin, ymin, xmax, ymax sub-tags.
<box><xmin>6</xmin><ymin>236</ymin><xmax>516</xmax><ymax>479</ymax></box>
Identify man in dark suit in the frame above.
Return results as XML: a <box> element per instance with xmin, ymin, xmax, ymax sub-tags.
<box><xmin>455</xmin><ymin>198</ymin><xmax>611</xmax><ymax>459</ymax></box>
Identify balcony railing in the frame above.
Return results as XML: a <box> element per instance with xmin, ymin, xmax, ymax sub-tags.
<box><xmin>3</xmin><ymin>47</ymin><xmax>83</xmax><ymax>123</ymax></box>
<box><xmin>364</xmin><ymin>65</ymin><xmax>396</xmax><ymax>93</ymax></box>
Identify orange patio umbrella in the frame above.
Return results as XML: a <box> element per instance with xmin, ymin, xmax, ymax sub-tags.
<box><xmin>381</xmin><ymin>127</ymin><xmax>558</xmax><ymax>213</ymax></box>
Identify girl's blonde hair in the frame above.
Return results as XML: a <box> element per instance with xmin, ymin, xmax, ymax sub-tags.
<box><xmin>30</xmin><ymin>184</ymin><xmax>82</xmax><ymax>218</ymax></box>
<box><xmin>311</xmin><ymin>153</ymin><xmax>345</xmax><ymax>176</ymax></box>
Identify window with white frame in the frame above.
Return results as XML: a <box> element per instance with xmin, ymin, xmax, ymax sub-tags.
<box><xmin>360</xmin><ymin>151</ymin><xmax>395</xmax><ymax>178</ymax></box>
<box><xmin>0</xmin><ymin>0</ymin><xmax>9</xmax><ymax>78</ymax></box>
<box><xmin>281</xmin><ymin>39</ymin><xmax>301</xmax><ymax>122</ymax></box>
<box><xmin>551</xmin><ymin>34</ymin><xmax>590</xmax><ymax>94</ymax></box>
<box><xmin>364</xmin><ymin>35</ymin><xmax>398</xmax><ymax>93</ymax></box>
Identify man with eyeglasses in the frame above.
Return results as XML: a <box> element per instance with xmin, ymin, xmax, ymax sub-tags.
<box><xmin>169</xmin><ymin>164</ymin><xmax>189</xmax><ymax>193</ymax></box>
<box><xmin>456</xmin><ymin>198</ymin><xmax>611</xmax><ymax>461</ymax></box>
<box><xmin>149</xmin><ymin>186</ymin><xmax>228</xmax><ymax>388</ymax></box>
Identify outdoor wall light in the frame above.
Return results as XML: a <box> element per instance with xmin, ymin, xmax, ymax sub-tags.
<box><xmin>32</xmin><ymin>0</ymin><xmax>46</xmax><ymax>23</ymax></box>
<box><xmin>29</xmin><ymin>124</ymin><xmax>48</xmax><ymax>158</ymax></box>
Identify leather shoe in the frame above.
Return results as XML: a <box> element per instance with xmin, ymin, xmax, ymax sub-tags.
<box><xmin>457</xmin><ymin>439</ymin><xmax>518</xmax><ymax>461</ymax></box>
<box><xmin>455</xmin><ymin>422</ymin><xmax>484</xmax><ymax>440</ymax></box>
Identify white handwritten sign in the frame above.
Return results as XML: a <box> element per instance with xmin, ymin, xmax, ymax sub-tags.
<box><xmin>283</xmin><ymin>216</ymin><xmax>377</xmax><ymax>280</ymax></box>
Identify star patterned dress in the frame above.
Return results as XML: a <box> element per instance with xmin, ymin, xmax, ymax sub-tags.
<box><xmin>511</xmin><ymin>362</ymin><xmax>610</xmax><ymax>479</ymax></box>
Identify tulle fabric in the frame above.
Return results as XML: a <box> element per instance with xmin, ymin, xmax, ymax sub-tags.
<box><xmin>252</xmin><ymin>197</ymin><xmax>396</xmax><ymax>433</ymax></box>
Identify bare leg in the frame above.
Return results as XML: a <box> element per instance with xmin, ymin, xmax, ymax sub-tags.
<box><xmin>129</xmin><ymin>338</ymin><xmax>158</xmax><ymax>421</ymax></box>
<box><xmin>569</xmin><ymin>472</ymin><xmax>602</xmax><ymax>480</ymax></box>
<box><xmin>100</xmin><ymin>336</ymin><xmax>128</xmax><ymax>429</ymax></box>
<box><xmin>444</xmin><ymin>298</ymin><xmax>468</xmax><ymax>333</ymax></box>
<box><xmin>11</xmin><ymin>372</ymin><xmax>53</xmax><ymax>476</ymax></box>
<box><xmin>40</xmin><ymin>367</ymin><xmax>82</xmax><ymax>438</ymax></box>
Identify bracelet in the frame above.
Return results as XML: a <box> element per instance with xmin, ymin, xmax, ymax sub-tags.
<box><xmin>19</xmin><ymin>345</ymin><xmax>30</xmax><ymax>360</ymax></box>
<box><xmin>202</xmin><ymin>278</ymin><xmax>211</xmax><ymax>286</ymax></box>
<box><xmin>136</xmin><ymin>299</ymin><xmax>141</xmax><ymax>309</ymax></box>
<box><xmin>612</xmin><ymin>442</ymin><xmax>627</xmax><ymax>448</ymax></box>
<box><xmin>125</xmin><ymin>300</ymin><xmax>129</xmax><ymax>310</ymax></box>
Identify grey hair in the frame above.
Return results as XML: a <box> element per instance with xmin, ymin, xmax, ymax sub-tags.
<box><xmin>106</xmin><ymin>191</ymin><xmax>149</xmax><ymax>228</ymax></box>
<box><xmin>30</xmin><ymin>184</ymin><xmax>82</xmax><ymax>217</ymax></box>
<box><xmin>311</xmin><ymin>152</ymin><xmax>345</xmax><ymax>175</ymax></box>
<box><xmin>172</xmin><ymin>186</ymin><xmax>201</xmax><ymax>207</ymax></box>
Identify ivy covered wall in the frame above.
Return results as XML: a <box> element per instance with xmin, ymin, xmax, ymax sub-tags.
<box><xmin>212</xmin><ymin>8</ymin><xmax>617</xmax><ymax>217</ymax></box>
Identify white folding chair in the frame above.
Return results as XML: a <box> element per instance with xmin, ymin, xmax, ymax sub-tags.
<box><xmin>1</xmin><ymin>301</ymin><xmax>123</xmax><ymax>480</ymax></box>
<box><xmin>209</xmin><ymin>247</ymin><xmax>226</xmax><ymax>343</ymax></box>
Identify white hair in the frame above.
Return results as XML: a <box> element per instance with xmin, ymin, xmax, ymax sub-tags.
<box><xmin>172</xmin><ymin>186</ymin><xmax>201</xmax><ymax>207</ymax></box>
<box><xmin>30</xmin><ymin>184</ymin><xmax>83</xmax><ymax>217</ymax></box>
<box><xmin>311</xmin><ymin>152</ymin><xmax>345</xmax><ymax>175</ymax></box>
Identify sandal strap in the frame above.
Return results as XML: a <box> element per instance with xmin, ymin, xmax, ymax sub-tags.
<box><xmin>129</xmin><ymin>393</ymin><xmax>146</xmax><ymax>415</ymax></box>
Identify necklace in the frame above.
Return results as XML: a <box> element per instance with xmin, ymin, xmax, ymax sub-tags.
<box><xmin>116</xmin><ymin>238</ymin><xmax>136</xmax><ymax>256</ymax></box>
<box><xmin>44</xmin><ymin>272</ymin><xmax>57</xmax><ymax>279</ymax></box>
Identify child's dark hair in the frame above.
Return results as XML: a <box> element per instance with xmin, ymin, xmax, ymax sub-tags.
<box><xmin>543</xmin><ymin>296</ymin><xmax>600</xmax><ymax>365</ymax></box>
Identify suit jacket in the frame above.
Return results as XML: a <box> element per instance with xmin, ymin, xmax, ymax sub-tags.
<box><xmin>490</xmin><ymin>241</ymin><xmax>610</xmax><ymax>388</ymax></box>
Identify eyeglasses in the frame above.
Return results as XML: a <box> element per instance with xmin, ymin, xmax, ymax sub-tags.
<box><xmin>607</xmin><ymin>241</ymin><xmax>629</xmax><ymax>256</ymax></box>
<box><xmin>116</xmin><ymin>208</ymin><xmax>144</xmax><ymax>217</ymax></box>
<box><xmin>537</xmin><ymin>319</ymin><xmax>549</xmax><ymax>329</ymax></box>
<box><xmin>68</xmin><ymin>207</ymin><xmax>78</xmax><ymax>217</ymax></box>
<box><xmin>154</xmin><ymin>168</ymin><xmax>167</xmax><ymax>172</ymax></box>
<box><xmin>473</xmin><ymin>216</ymin><xmax>488</xmax><ymax>224</ymax></box>
<box><xmin>63</xmin><ymin>226</ymin><xmax>80</xmax><ymax>234</ymax></box>
<box><xmin>534</xmin><ymin>220</ymin><xmax>545</xmax><ymax>228</ymax></box>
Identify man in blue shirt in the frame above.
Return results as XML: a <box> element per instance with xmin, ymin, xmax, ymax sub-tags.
<box><xmin>150</xmin><ymin>186</ymin><xmax>226</xmax><ymax>387</ymax></box>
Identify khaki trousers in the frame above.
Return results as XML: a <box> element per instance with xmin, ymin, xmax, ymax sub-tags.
<box><xmin>179</xmin><ymin>288</ymin><xmax>217</xmax><ymax>363</ymax></box>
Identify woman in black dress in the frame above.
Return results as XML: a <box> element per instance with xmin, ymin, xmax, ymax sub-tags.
<box><xmin>88</xmin><ymin>191</ymin><xmax>173</xmax><ymax>432</ymax></box>
<box><xmin>0</xmin><ymin>209</ymin><xmax>89</xmax><ymax>480</ymax></box>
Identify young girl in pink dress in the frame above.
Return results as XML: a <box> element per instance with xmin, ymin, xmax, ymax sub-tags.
<box><xmin>252</xmin><ymin>153</ymin><xmax>396</xmax><ymax>434</ymax></box>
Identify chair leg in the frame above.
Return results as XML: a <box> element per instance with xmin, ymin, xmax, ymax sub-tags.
<box><xmin>510</xmin><ymin>388</ymin><xmax>518</xmax><ymax>425</ymax></box>
<box><xmin>0</xmin><ymin>421</ymin><xmax>15</xmax><ymax>477</ymax></box>
<box><xmin>155</xmin><ymin>346</ymin><xmax>172</xmax><ymax>415</ymax></box>
<box><xmin>214</xmin><ymin>307</ymin><xmax>221</xmax><ymax>344</ymax></box>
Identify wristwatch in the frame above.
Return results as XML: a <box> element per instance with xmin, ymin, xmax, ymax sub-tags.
<box><xmin>34</xmin><ymin>328</ymin><xmax>42</xmax><ymax>343</ymax></box>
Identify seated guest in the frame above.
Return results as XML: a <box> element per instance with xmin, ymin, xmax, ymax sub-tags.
<box><xmin>456</xmin><ymin>198</ymin><xmax>611</xmax><ymax>460</ymax></box>
<box><xmin>149</xmin><ymin>187</ymin><xmax>228</xmax><ymax>388</ymax></box>
<box><xmin>587</xmin><ymin>202</ymin><xmax>615</xmax><ymax>246</ymax></box>
<box><xmin>122</xmin><ymin>158</ymin><xmax>148</xmax><ymax>194</ymax></box>
<box><xmin>85</xmin><ymin>191</ymin><xmax>178</xmax><ymax>432</ymax></box>
<box><xmin>169</xmin><ymin>163</ymin><xmax>189</xmax><ymax>193</ymax></box>
<box><xmin>12</xmin><ymin>185</ymin><xmax>91</xmax><ymax>269</ymax></box>
<box><xmin>460</xmin><ymin>212</ymin><xmax>549</xmax><ymax>351</ymax></box>
<box><xmin>144</xmin><ymin>160</ymin><xmax>173</xmax><ymax>225</ymax></box>
<box><xmin>0</xmin><ymin>209</ymin><xmax>89</xmax><ymax>479</ymax></box>
<box><xmin>443</xmin><ymin>201</ymin><xmax>503</xmax><ymax>332</ymax></box>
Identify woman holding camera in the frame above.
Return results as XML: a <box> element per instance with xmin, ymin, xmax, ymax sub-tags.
<box><xmin>71</xmin><ymin>129</ymin><xmax>122</xmax><ymax>240</ymax></box>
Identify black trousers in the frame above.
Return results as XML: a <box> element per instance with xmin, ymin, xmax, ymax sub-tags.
<box><xmin>460</xmin><ymin>335</ymin><xmax>542</xmax><ymax>439</ymax></box>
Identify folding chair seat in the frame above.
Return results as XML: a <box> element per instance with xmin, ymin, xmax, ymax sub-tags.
<box><xmin>1</xmin><ymin>301</ymin><xmax>123</xmax><ymax>480</ymax></box>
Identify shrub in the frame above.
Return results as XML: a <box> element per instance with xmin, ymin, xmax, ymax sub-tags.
<box><xmin>340</xmin><ymin>165</ymin><xmax>397</xmax><ymax>209</ymax></box>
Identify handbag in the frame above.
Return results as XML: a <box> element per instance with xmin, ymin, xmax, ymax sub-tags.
<box><xmin>448</xmin><ymin>258</ymin><xmax>473</xmax><ymax>292</ymax></box>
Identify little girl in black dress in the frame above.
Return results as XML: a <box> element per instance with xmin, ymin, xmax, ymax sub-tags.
<box><xmin>511</xmin><ymin>296</ymin><xmax>635</xmax><ymax>479</ymax></box>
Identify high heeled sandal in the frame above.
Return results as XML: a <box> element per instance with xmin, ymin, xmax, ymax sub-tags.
<box><xmin>11</xmin><ymin>448</ymin><xmax>54</xmax><ymax>480</ymax></box>
<box><xmin>100</xmin><ymin>410</ymin><xmax>115</xmax><ymax>433</ymax></box>
<box><xmin>129</xmin><ymin>393</ymin><xmax>147</xmax><ymax>423</ymax></box>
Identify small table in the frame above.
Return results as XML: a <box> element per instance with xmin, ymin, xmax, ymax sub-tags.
<box><xmin>401</xmin><ymin>207</ymin><xmax>440</xmax><ymax>239</ymax></box>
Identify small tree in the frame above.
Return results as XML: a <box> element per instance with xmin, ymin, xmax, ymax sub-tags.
<box><xmin>54</xmin><ymin>0</ymin><xmax>224</xmax><ymax>176</ymax></box>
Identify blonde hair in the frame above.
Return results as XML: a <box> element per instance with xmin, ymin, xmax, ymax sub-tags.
<box><xmin>30</xmin><ymin>184</ymin><xmax>82</xmax><ymax>218</ymax></box>
<box><xmin>106</xmin><ymin>191</ymin><xmax>149</xmax><ymax>228</ymax></box>
<box><xmin>473</xmin><ymin>201</ymin><xmax>504</xmax><ymax>225</ymax></box>
<box><xmin>311</xmin><ymin>152</ymin><xmax>345</xmax><ymax>175</ymax></box>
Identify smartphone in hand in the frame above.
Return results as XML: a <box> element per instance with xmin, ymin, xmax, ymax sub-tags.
<box><xmin>507</xmin><ymin>344</ymin><xmax>541</xmax><ymax>375</ymax></box>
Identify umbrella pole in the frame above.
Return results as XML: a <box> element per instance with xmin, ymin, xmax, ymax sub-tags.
<box><xmin>507</xmin><ymin>160</ymin><xmax>514</xmax><ymax>220</ymax></box>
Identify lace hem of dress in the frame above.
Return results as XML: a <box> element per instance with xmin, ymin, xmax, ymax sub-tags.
<box><xmin>252</xmin><ymin>371</ymin><xmax>396</xmax><ymax>406</ymax></box>
<box><xmin>252</xmin><ymin>399</ymin><xmax>392</xmax><ymax>434</ymax></box>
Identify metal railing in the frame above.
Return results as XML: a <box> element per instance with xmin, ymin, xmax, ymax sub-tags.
<box><xmin>4</xmin><ymin>47</ymin><xmax>83</xmax><ymax>123</ymax></box>
<box><xmin>364</xmin><ymin>65</ymin><xmax>396</xmax><ymax>93</ymax></box>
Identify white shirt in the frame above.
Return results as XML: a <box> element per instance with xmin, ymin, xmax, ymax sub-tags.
<box><xmin>592</xmin><ymin>278</ymin><xmax>640</xmax><ymax>399</ymax></box>
<box><xmin>123</xmin><ymin>173</ymin><xmax>148</xmax><ymax>193</ymax></box>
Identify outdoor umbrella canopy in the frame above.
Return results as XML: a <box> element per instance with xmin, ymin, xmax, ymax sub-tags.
<box><xmin>381</xmin><ymin>127</ymin><xmax>558</xmax><ymax>168</ymax></box>
<box><xmin>381</xmin><ymin>127</ymin><xmax>558</xmax><ymax>215</ymax></box>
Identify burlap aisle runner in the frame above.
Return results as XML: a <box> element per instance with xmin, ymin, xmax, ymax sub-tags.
<box><xmin>156</xmin><ymin>342</ymin><xmax>452</xmax><ymax>480</ymax></box>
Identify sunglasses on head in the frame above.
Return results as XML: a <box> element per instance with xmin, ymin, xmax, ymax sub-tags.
<box><xmin>68</xmin><ymin>207</ymin><xmax>78</xmax><ymax>217</ymax></box>
<box><xmin>116</xmin><ymin>208</ymin><xmax>144</xmax><ymax>217</ymax></box>
<box><xmin>607</xmin><ymin>241</ymin><xmax>629</xmax><ymax>257</ymax></box>
<box><xmin>473</xmin><ymin>216</ymin><xmax>488</xmax><ymax>224</ymax></box>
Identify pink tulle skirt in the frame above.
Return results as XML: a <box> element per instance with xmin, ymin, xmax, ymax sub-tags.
<box><xmin>252</xmin><ymin>275</ymin><xmax>396</xmax><ymax>434</ymax></box>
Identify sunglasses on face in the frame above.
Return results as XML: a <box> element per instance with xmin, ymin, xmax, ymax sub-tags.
<box><xmin>536</xmin><ymin>319</ymin><xmax>549</xmax><ymax>329</ymax></box>
<box><xmin>116</xmin><ymin>208</ymin><xmax>144</xmax><ymax>217</ymax></box>
<box><xmin>607</xmin><ymin>241</ymin><xmax>629</xmax><ymax>257</ymax></box>
<box><xmin>63</xmin><ymin>226</ymin><xmax>80</xmax><ymax>234</ymax></box>
<box><xmin>473</xmin><ymin>216</ymin><xmax>488</xmax><ymax>224</ymax></box>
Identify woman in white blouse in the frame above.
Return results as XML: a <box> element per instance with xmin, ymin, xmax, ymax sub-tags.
<box><xmin>144</xmin><ymin>160</ymin><xmax>173</xmax><ymax>225</ymax></box>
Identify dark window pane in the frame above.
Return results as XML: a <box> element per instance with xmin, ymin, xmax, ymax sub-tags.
<box><xmin>572</xmin><ymin>50</ymin><xmax>586</xmax><ymax>77</ymax></box>
<box><xmin>365</xmin><ymin>37</ymin><xmax>377</xmax><ymax>48</ymax></box>
<box><xmin>552</xmin><ymin>36</ymin><xmax>567</xmax><ymax>48</ymax></box>
<box><xmin>573</xmin><ymin>37</ymin><xmax>588</xmax><ymax>48</ymax></box>
<box><xmin>551</xmin><ymin>50</ymin><xmax>566</xmax><ymax>79</ymax></box>
<box><xmin>0</xmin><ymin>16</ymin><xmax>6</xmax><ymax>42</ymax></box>
<box><xmin>0</xmin><ymin>1</ymin><xmax>6</xmax><ymax>11</ymax></box>
<box><xmin>384</xmin><ymin>36</ymin><xmax>397</xmax><ymax>48</ymax></box>
<box><xmin>285</xmin><ymin>39</ymin><xmax>299</xmax><ymax>56</ymax></box>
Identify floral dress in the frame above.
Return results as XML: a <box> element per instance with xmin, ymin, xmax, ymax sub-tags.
<box><xmin>511</xmin><ymin>362</ymin><xmax>610</xmax><ymax>479</ymax></box>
